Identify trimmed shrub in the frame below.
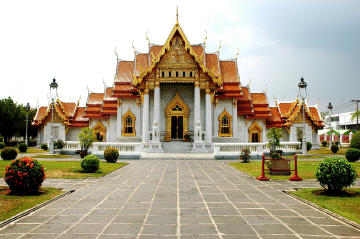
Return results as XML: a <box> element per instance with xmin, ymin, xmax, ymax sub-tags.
<box><xmin>307</xmin><ymin>142</ymin><xmax>312</xmax><ymax>151</ymax></box>
<box><xmin>18</xmin><ymin>143</ymin><xmax>28</xmax><ymax>153</ymax></box>
<box><xmin>345</xmin><ymin>148</ymin><xmax>360</xmax><ymax>162</ymax></box>
<box><xmin>4</xmin><ymin>157</ymin><xmax>46</xmax><ymax>193</ymax></box>
<box><xmin>331</xmin><ymin>144</ymin><xmax>339</xmax><ymax>153</ymax></box>
<box><xmin>104</xmin><ymin>148</ymin><xmax>119</xmax><ymax>163</ymax></box>
<box><xmin>41</xmin><ymin>143</ymin><xmax>48</xmax><ymax>150</ymax></box>
<box><xmin>0</xmin><ymin>142</ymin><xmax>5</xmax><ymax>149</ymax></box>
<box><xmin>321</xmin><ymin>140</ymin><xmax>327</xmax><ymax>147</ymax></box>
<box><xmin>315</xmin><ymin>157</ymin><xmax>358</xmax><ymax>192</ymax></box>
<box><xmin>54</xmin><ymin>139</ymin><xmax>65</xmax><ymax>149</ymax></box>
<box><xmin>80</xmin><ymin>155</ymin><xmax>100</xmax><ymax>173</ymax></box>
<box><xmin>335</xmin><ymin>141</ymin><xmax>340</xmax><ymax>146</ymax></box>
<box><xmin>350</xmin><ymin>131</ymin><xmax>360</xmax><ymax>150</ymax></box>
<box><xmin>239</xmin><ymin>148</ymin><xmax>251</xmax><ymax>163</ymax></box>
<box><xmin>1</xmin><ymin>147</ymin><xmax>18</xmax><ymax>160</ymax></box>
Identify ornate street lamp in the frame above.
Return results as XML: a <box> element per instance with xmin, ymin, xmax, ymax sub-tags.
<box><xmin>25</xmin><ymin>103</ymin><xmax>30</xmax><ymax>146</ymax></box>
<box><xmin>327</xmin><ymin>102</ymin><xmax>333</xmax><ymax>149</ymax></box>
<box><xmin>298</xmin><ymin>78</ymin><xmax>308</xmax><ymax>155</ymax></box>
<box><xmin>49</xmin><ymin>78</ymin><xmax>58</xmax><ymax>154</ymax></box>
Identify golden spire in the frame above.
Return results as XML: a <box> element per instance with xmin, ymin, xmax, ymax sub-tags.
<box><xmin>236</xmin><ymin>48</ymin><xmax>239</xmax><ymax>61</ymax></box>
<box><xmin>265</xmin><ymin>84</ymin><xmax>267</xmax><ymax>93</ymax></box>
<box><xmin>176</xmin><ymin>6</ymin><xmax>179</xmax><ymax>25</ymax></box>
<box><xmin>317</xmin><ymin>98</ymin><xmax>320</xmax><ymax>107</ymax></box>
<box><xmin>204</xmin><ymin>30</ymin><xmax>207</xmax><ymax>46</ymax></box>
<box><xmin>115</xmin><ymin>47</ymin><xmax>118</xmax><ymax>61</ymax></box>
<box><xmin>218</xmin><ymin>40</ymin><xmax>221</xmax><ymax>52</ymax></box>
<box><xmin>146</xmin><ymin>31</ymin><xmax>150</xmax><ymax>47</ymax></box>
<box><xmin>132</xmin><ymin>41</ymin><xmax>136</xmax><ymax>54</ymax></box>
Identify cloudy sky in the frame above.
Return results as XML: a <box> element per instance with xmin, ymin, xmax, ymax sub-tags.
<box><xmin>1</xmin><ymin>0</ymin><xmax>359</xmax><ymax>115</ymax></box>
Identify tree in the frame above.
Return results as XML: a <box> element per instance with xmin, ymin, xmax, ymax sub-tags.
<box><xmin>267</xmin><ymin>127</ymin><xmax>283</xmax><ymax>154</ymax></box>
<box><xmin>350</xmin><ymin>110</ymin><xmax>360</xmax><ymax>123</ymax></box>
<box><xmin>296</xmin><ymin>128</ymin><xmax>303</xmax><ymax>148</ymax></box>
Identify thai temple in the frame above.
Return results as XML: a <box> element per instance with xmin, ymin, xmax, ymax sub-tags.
<box><xmin>32</xmin><ymin>13</ymin><xmax>324</xmax><ymax>156</ymax></box>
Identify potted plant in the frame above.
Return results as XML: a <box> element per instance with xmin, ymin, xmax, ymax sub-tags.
<box><xmin>184</xmin><ymin>134</ymin><xmax>190</xmax><ymax>142</ymax></box>
<box><xmin>77</xmin><ymin>127</ymin><xmax>96</xmax><ymax>158</ymax></box>
<box><xmin>239</xmin><ymin>148</ymin><xmax>251</xmax><ymax>163</ymax></box>
<box><xmin>54</xmin><ymin>139</ymin><xmax>65</xmax><ymax>154</ymax></box>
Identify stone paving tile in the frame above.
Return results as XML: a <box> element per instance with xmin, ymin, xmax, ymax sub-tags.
<box><xmin>1</xmin><ymin>160</ymin><xmax>360</xmax><ymax>239</ymax></box>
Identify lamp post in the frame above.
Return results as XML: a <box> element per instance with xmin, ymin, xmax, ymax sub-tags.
<box><xmin>298</xmin><ymin>78</ymin><xmax>307</xmax><ymax>155</ymax></box>
<box><xmin>327</xmin><ymin>102</ymin><xmax>333</xmax><ymax>149</ymax></box>
<box><xmin>25</xmin><ymin>103</ymin><xmax>30</xmax><ymax>146</ymax></box>
<box><xmin>49</xmin><ymin>78</ymin><xmax>58</xmax><ymax>154</ymax></box>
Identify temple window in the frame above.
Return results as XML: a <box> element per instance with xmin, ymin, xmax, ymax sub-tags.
<box><xmin>218</xmin><ymin>109</ymin><xmax>232</xmax><ymax>137</ymax></box>
<box><xmin>190</xmin><ymin>71</ymin><xmax>193</xmax><ymax>77</ymax></box>
<box><xmin>93</xmin><ymin>121</ymin><xmax>107</xmax><ymax>142</ymax></box>
<box><xmin>176</xmin><ymin>71</ymin><xmax>179</xmax><ymax>77</ymax></box>
<box><xmin>183</xmin><ymin>71</ymin><xmax>186</xmax><ymax>77</ymax></box>
<box><xmin>162</xmin><ymin>71</ymin><xmax>165</xmax><ymax>77</ymax></box>
<box><xmin>122</xmin><ymin>109</ymin><xmax>136</xmax><ymax>137</ymax></box>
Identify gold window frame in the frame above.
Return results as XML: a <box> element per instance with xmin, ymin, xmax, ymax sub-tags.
<box><xmin>218</xmin><ymin>108</ymin><xmax>232</xmax><ymax>137</ymax></box>
<box><xmin>93</xmin><ymin>121</ymin><xmax>107</xmax><ymax>142</ymax></box>
<box><xmin>122</xmin><ymin>109</ymin><xmax>136</xmax><ymax>137</ymax></box>
<box><xmin>248</xmin><ymin>120</ymin><xmax>263</xmax><ymax>142</ymax></box>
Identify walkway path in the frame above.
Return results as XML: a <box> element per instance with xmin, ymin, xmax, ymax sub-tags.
<box><xmin>1</xmin><ymin>160</ymin><xmax>360</xmax><ymax>238</ymax></box>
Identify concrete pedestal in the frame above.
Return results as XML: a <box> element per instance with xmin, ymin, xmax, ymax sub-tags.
<box><xmin>191</xmin><ymin>141</ymin><xmax>207</xmax><ymax>153</ymax></box>
<box><xmin>148</xmin><ymin>141</ymin><xmax>164</xmax><ymax>153</ymax></box>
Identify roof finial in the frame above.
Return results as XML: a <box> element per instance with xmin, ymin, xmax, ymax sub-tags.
<box><xmin>317</xmin><ymin>98</ymin><xmax>320</xmax><ymax>107</ymax></box>
<box><xmin>204</xmin><ymin>30</ymin><xmax>207</xmax><ymax>46</ymax></box>
<box><xmin>146</xmin><ymin>31</ymin><xmax>150</xmax><ymax>47</ymax></box>
<box><xmin>218</xmin><ymin>40</ymin><xmax>221</xmax><ymax>53</ymax></box>
<box><xmin>248</xmin><ymin>77</ymin><xmax>251</xmax><ymax>87</ymax></box>
<box><xmin>176</xmin><ymin>6</ymin><xmax>179</xmax><ymax>25</ymax></box>
<box><xmin>115</xmin><ymin>47</ymin><xmax>118</xmax><ymax>61</ymax></box>
<box><xmin>265</xmin><ymin>84</ymin><xmax>267</xmax><ymax>93</ymax></box>
<box><xmin>132</xmin><ymin>41</ymin><xmax>136</xmax><ymax>54</ymax></box>
<box><xmin>87</xmin><ymin>85</ymin><xmax>90</xmax><ymax>95</ymax></box>
<box><xmin>284</xmin><ymin>95</ymin><xmax>286</xmax><ymax>101</ymax></box>
<box><xmin>236</xmin><ymin>47</ymin><xmax>239</xmax><ymax>61</ymax></box>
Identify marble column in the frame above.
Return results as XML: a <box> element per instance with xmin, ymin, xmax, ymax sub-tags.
<box><xmin>194</xmin><ymin>78</ymin><xmax>201</xmax><ymax>133</ymax></box>
<box><xmin>142</xmin><ymin>82</ymin><xmax>150</xmax><ymax>143</ymax></box>
<box><xmin>205</xmin><ymin>82</ymin><xmax>212</xmax><ymax>143</ymax></box>
<box><xmin>153</xmin><ymin>79</ymin><xmax>161</xmax><ymax>128</ymax></box>
<box><xmin>232</xmin><ymin>99</ymin><xmax>237</xmax><ymax>139</ymax></box>
<box><xmin>116</xmin><ymin>99</ymin><xmax>122</xmax><ymax>139</ymax></box>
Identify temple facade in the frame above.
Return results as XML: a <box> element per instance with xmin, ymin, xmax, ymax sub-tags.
<box><xmin>32</xmin><ymin>16</ymin><xmax>324</xmax><ymax>153</ymax></box>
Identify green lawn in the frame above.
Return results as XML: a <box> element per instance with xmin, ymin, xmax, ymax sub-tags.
<box><xmin>0</xmin><ymin>187</ymin><xmax>63</xmax><ymax>222</ymax></box>
<box><xmin>33</xmin><ymin>154</ymin><xmax>72</xmax><ymax>159</ymax></box>
<box><xmin>0</xmin><ymin>160</ymin><xmax>128</xmax><ymax>179</ymax></box>
<box><xmin>289</xmin><ymin>188</ymin><xmax>360</xmax><ymax>224</ymax></box>
<box><xmin>228</xmin><ymin>161</ymin><xmax>360</xmax><ymax>180</ymax></box>
<box><xmin>309</xmin><ymin>147</ymin><xmax>347</xmax><ymax>155</ymax></box>
<box><xmin>0</xmin><ymin>147</ymin><xmax>49</xmax><ymax>154</ymax></box>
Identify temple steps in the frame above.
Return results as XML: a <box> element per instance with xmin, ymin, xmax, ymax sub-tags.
<box><xmin>161</xmin><ymin>141</ymin><xmax>193</xmax><ymax>153</ymax></box>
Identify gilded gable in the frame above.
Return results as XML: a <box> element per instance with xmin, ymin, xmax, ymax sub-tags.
<box><xmin>158</xmin><ymin>37</ymin><xmax>197</xmax><ymax>67</ymax></box>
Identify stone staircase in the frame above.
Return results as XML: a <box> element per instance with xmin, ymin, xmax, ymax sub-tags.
<box><xmin>161</xmin><ymin>141</ymin><xmax>193</xmax><ymax>153</ymax></box>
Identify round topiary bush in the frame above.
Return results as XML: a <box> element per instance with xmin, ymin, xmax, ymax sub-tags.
<box><xmin>80</xmin><ymin>155</ymin><xmax>100</xmax><ymax>173</ymax></box>
<box><xmin>41</xmin><ymin>143</ymin><xmax>48</xmax><ymax>150</ymax></box>
<box><xmin>18</xmin><ymin>143</ymin><xmax>28</xmax><ymax>153</ymax></box>
<box><xmin>307</xmin><ymin>142</ymin><xmax>312</xmax><ymax>151</ymax></box>
<box><xmin>4</xmin><ymin>157</ymin><xmax>46</xmax><ymax>193</ymax></box>
<box><xmin>315</xmin><ymin>157</ymin><xmax>358</xmax><ymax>192</ymax></box>
<box><xmin>345</xmin><ymin>148</ymin><xmax>360</xmax><ymax>162</ymax></box>
<box><xmin>350</xmin><ymin>131</ymin><xmax>360</xmax><ymax>150</ymax></box>
<box><xmin>104</xmin><ymin>148</ymin><xmax>119</xmax><ymax>163</ymax></box>
<box><xmin>321</xmin><ymin>140</ymin><xmax>328</xmax><ymax>147</ymax></box>
<box><xmin>1</xmin><ymin>147</ymin><xmax>18</xmax><ymax>160</ymax></box>
<box><xmin>0</xmin><ymin>142</ymin><xmax>5</xmax><ymax>149</ymax></box>
<box><xmin>331</xmin><ymin>144</ymin><xmax>339</xmax><ymax>153</ymax></box>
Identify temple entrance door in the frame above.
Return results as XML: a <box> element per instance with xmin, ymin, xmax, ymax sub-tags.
<box><xmin>171</xmin><ymin>116</ymin><xmax>183</xmax><ymax>139</ymax></box>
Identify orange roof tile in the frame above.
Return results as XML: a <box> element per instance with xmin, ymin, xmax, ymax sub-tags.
<box><xmin>253</xmin><ymin>106</ymin><xmax>270</xmax><ymax>112</ymax></box>
<box><xmin>278</xmin><ymin>102</ymin><xmax>291</xmax><ymax>117</ymax></box>
<box><xmin>116</xmin><ymin>61</ymin><xmax>134</xmax><ymax>83</ymax></box>
<box><xmin>238</xmin><ymin>102</ymin><xmax>252</xmax><ymax>108</ymax></box>
<box><xmin>238</xmin><ymin>87</ymin><xmax>250</xmax><ymax>101</ymax></box>
<box><xmin>135</xmin><ymin>54</ymin><xmax>149</xmax><ymax>76</ymax></box>
<box><xmin>112</xmin><ymin>92</ymin><xmax>138</xmax><ymax>98</ymax></box>
<box><xmin>220</xmin><ymin>61</ymin><xmax>238</xmax><ymax>83</ymax></box>
<box><xmin>87</xmin><ymin>93</ymin><xmax>104</xmax><ymax>105</ymax></box>
<box><xmin>268</xmin><ymin>107</ymin><xmax>282</xmax><ymax>122</ymax></box>
<box><xmin>114</xmin><ymin>84</ymin><xmax>133</xmax><ymax>91</ymax></box>
<box><xmin>205</xmin><ymin>54</ymin><xmax>219</xmax><ymax>77</ymax></box>
<box><xmin>151</xmin><ymin>46</ymin><xmax>163</xmax><ymax>60</ymax></box>
<box><xmin>251</xmin><ymin>93</ymin><xmax>267</xmax><ymax>105</ymax></box>
<box><xmin>223</xmin><ymin>84</ymin><xmax>241</xmax><ymax>92</ymax></box>
<box><xmin>73</xmin><ymin>107</ymin><xmax>88</xmax><ymax>121</ymax></box>
<box><xmin>104</xmin><ymin>87</ymin><xmax>116</xmax><ymax>100</ymax></box>
<box><xmin>59</xmin><ymin>102</ymin><xmax>77</xmax><ymax>117</ymax></box>
<box><xmin>86</xmin><ymin>106</ymin><xmax>102</xmax><ymax>112</ymax></box>
<box><xmin>102</xmin><ymin>102</ymin><xmax>117</xmax><ymax>108</ymax></box>
<box><xmin>251</xmin><ymin>113</ymin><xmax>271</xmax><ymax>118</ymax></box>
<box><xmin>192</xmin><ymin>46</ymin><xmax>203</xmax><ymax>63</ymax></box>
<box><xmin>101</xmin><ymin>109</ymin><xmax>117</xmax><ymax>114</ymax></box>
<box><xmin>34</xmin><ymin>106</ymin><xmax>47</xmax><ymax>122</ymax></box>
<box><xmin>309</xmin><ymin>107</ymin><xmax>322</xmax><ymax>122</ymax></box>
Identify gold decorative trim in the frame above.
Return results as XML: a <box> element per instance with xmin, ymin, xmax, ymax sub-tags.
<box><xmin>122</xmin><ymin>108</ymin><xmax>136</xmax><ymax>137</ymax></box>
<box><xmin>248</xmin><ymin>120</ymin><xmax>263</xmax><ymax>142</ymax></box>
<box><xmin>218</xmin><ymin>108</ymin><xmax>232</xmax><ymax>137</ymax></box>
<box><xmin>132</xmin><ymin>21</ymin><xmax>222</xmax><ymax>88</ymax></box>
<box><xmin>136</xmin><ymin>98</ymin><xmax>141</xmax><ymax>108</ymax></box>
<box><xmin>117</xmin><ymin>98</ymin><xmax>122</xmax><ymax>107</ymax></box>
<box><xmin>164</xmin><ymin>92</ymin><xmax>190</xmax><ymax>141</ymax></box>
<box><xmin>214</xmin><ymin>98</ymin><xmax>218</xmax><ymax>108</ymax></box>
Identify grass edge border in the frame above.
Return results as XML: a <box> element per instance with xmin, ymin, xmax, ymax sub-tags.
<box><xmin>284</xmin><ymin>190</ymin><xmax>360</xmax><ymax>230</ymax></box>
<box><xmin>0</xmin><ymin>189</ymin><xmax>75</xmax><ymax>229</ymax></box>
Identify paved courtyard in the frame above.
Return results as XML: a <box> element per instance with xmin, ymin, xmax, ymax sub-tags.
<box><xmin>1</xmin><ymin>160</ymin><xmax>360</xmax><ymax>238</ymax></box>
